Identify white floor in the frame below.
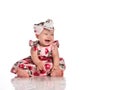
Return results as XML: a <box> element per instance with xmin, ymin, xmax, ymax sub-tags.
<box><xmin>11</xmin><ymin>77</ymin><xmax>66</xmax><ymax>90</ymax></box>
<box><xmin>1</xmin><ymin>70</ymin><xmax>66</xmax><ymax>90</ymax></box>
<box><xmin>1</xmin><ymin>69</ymin><xmax>67</xmax><ymax>90</ymax></box>
<box><xmin>0</xmin><ymin>63</ymin><xmax>120</xmax><ymax>90</ymax></box>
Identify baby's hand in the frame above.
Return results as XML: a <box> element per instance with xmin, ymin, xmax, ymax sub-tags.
<box><xmin>51</xmin><ymin>65</ymin><xmax>63</xmax><ymax>77</ymax></box>
<box><xmin>36</xmin><ymin>61</ymin><xmax>45</xmax><ymax>71</ymax></box>
<box><xmin>51</xmin><ymin>65</ymin><xmax>59</xmax><ymax>72</ymax></box>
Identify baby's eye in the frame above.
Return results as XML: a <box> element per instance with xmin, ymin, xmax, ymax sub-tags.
<box><xmin>44</xmin><ymin>33</ymin><xmax>48</xmax><ymax>35</ymax></box>
<box><xmin>51</xmin><ymin>34</ymin><xmax>54</xmax><ymax>36</ymax></box>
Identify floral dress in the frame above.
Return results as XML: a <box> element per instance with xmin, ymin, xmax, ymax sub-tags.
<box><xmin>11</xmin><ymin>40</ymin><xmax>65</xmax><ymax>77</ymax></box>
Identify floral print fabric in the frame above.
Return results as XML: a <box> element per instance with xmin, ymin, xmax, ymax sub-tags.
<box><xmin>11</xmin><ymin>40</ymin><xmax>65</xmax><ymax>77</ymax></box>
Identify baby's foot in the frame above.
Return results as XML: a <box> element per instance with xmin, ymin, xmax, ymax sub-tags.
<box><xmin>50</xmin><ymin>69</ymin><xmax>63</xmax><ymax>77</ymax></box>
<box><xmin>16</xmin><ymin>68</ymin><xmax>29</xmax><ymax>78</ymax></box>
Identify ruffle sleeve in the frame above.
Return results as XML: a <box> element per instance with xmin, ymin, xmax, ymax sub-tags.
<box><xmin>29</xmin><ymin>40</ymin><xmax>39</xmax><ymax>51</ymax></box>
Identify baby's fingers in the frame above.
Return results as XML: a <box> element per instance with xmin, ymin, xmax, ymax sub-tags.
<box><xmin>37</xmin><ymin>65</ymin><xmax>45</xmax><ymax>71</ymax></box>
<box><xmin>51</xmin><ymin>67</ymin><xmax>56</xmax><ymax>72</ymax></box>
<box><xmin>37</xmin><ymin>66</ymin><xmax>42</xmax><ymax>71</ymax></box>
<box><xmin>36</xmin><ymin>66</ymin><xmax>41</xmax><ymax>71</ymax></box>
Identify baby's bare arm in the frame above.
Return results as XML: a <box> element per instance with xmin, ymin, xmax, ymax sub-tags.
<box><xmin>52</xmin><ymin>45</ymin><xmax>60</xmax><ymax>67</ymax></box>
<box><xmin>51</xmin><ymin>46</ymin><xmax>63</xmax><ymax>76</ymax></box>
<box><xmin>30</xmin><ymin>48</ymin><xmax>44</xmax><ymax>70</ymax></box>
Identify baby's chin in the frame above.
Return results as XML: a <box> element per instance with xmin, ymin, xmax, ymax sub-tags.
<box><xmin>43</xmin><ymin>41</ymin><xmax>53</xmax><ymax>46</ymax></box>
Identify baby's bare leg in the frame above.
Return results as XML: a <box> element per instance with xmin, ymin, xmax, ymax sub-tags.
<box><xmin>16</xmin><ymin>68</ymin><xmax>29</xmax><ymax>78</ymax></box>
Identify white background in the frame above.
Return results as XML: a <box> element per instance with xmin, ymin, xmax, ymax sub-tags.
<box><xmin>0</xmin><ymin>0</ymin><xmax>120</xmax><ymax>90</ymax></box>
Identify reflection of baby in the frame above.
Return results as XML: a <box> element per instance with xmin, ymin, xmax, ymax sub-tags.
<box><xmin>11</xmin><ymin>19</ymin><xmax>66</xmax><ymax>77</ymax></box>
<box><xmin>11</xmin><ymin>77</ymin><xmax>66</xmax><ymax>90</ymax></box>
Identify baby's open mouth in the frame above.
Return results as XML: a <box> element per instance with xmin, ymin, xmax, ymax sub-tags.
<box><xmin>45</xmin><ymin>40</ymin><xmax>51</xmax><ymax>43</ymax></box>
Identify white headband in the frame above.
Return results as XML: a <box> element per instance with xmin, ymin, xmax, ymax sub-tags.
<box><xmin>34</xmin><ymin>19</ymin><xmax>54</xmax><ymax>35</ymax></box>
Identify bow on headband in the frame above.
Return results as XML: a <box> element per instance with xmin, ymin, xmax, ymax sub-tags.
<box><xmin>34</xmin><ymin>19</ymin><xmax>54</xmax><ymax>35</ymax></box>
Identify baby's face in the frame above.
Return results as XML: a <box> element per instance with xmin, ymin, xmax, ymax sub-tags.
<box><xmin>37</xmin><ymin>28</ymin><xmax>54</xmax><ymax>46</ymax></box>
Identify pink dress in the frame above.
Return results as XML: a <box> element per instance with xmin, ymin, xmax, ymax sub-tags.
<box><xmin>11</xmin><ymin>40</ymin><xmax>65</xmax><ymax>77</ymax></box>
